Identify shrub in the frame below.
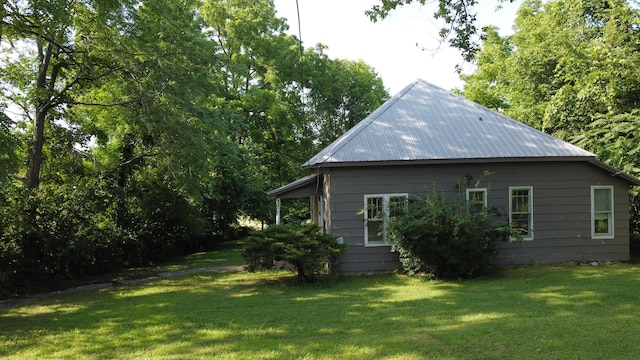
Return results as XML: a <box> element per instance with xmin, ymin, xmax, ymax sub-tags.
<box><xmin>0</xmin><ymin>177</ymin><xmax>213</xmax><ymax>295</ymax></box>
<box><xmin>389</xmin><ymin>190</ymin><xmax>516</xmax><ymax>279</ymax></box>
<box><xmin>123</xmin><ymin>182</ymin><xmax>212</xmax><ymax>264</ymax></box>
<box><xmin>242</xmin><ymin>223</ymin><xmax>346</xmax><ymax>282</ymax></box>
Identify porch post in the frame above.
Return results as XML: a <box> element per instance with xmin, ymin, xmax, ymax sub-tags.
<box><xmin>275</xmin><ymin>198</ymin><xmax>281</xmax><ymax>224</ymax></box>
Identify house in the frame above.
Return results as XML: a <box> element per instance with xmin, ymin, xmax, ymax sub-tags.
<box><xmin>268</xmin><ymin>79</ymin><xmax>640</xmax><ymax>273</ymax></box>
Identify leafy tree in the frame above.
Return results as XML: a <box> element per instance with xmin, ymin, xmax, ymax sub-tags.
<box><xmin>1</xmin><ymin>0</ymin><xmax>231</xmax><ymax>292</ymax></box>
<box><xmin>0</xmin><ymin>0</ymin><xmax>390</xmax><ymax>293</ymax></box>
<box><xmin>199</xmin><ymin>0</ymin><xmax>313</xmax><ymax>226</ymax></box>
<box><xmin>455</xmin><ymin>26</ymin><xmax>512</xmax><ymax>112</ymax></box>
<box><xmin>0</xmin><ymin>111</ymin><xmax>20</xmax><ymax>182</ymax></box>
<box><xmin>461</xmin><ymin>0</ymin><xmax>640</xmax><ymax>142</ymax></box>
<box><xmin>1</xmin><ymin>0</ymin><xmax>135</xmax><ymax>189</ymax></box>
<box><xmin>200</xmin><ymin>0</ymin><xmax>389</xmax><ymax>224</ymax></box>
<box><xmin>304</xmin><ymin>46</ymin><xmax>389</xmax><ymax>147</ymax></box>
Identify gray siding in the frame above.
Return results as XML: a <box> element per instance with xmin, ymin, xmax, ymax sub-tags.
<box><xmin>323</xmin><ymin>161</ymin><xmax>632</xmax><ymax>273</ymax></box>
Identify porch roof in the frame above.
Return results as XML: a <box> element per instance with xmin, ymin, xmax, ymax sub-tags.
<box><xmin>267</xmin><ymin>174</ymin><xmax>322</xmax><ymax>199</ymax></box>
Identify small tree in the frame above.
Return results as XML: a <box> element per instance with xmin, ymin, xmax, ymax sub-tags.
<box><xmin>389</xmin><ymin>189</ymin><xmax>516</xmax><ymax>279</ymax></box>
<box><xmin>242</xmin><ymin>223</ymin><xmax>346</xmax><ymax>282</ymax></box>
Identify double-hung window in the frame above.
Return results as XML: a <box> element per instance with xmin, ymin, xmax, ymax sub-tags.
<box><xmin>364</xmin><ymin>194</ymin><xmax>408</xmax><ymax>246</ymax></box>
<box><xmin>509</xmin><ymin>186</ymin><xmax>533</xmax><ymax>240</ymax></box>
<box><xmin>591</xmin><ymin>185</ymin><xmax>614</xmax><ymax>238</ymax></box>
<box><xmin>466</xmin><ymin>188</ymin><xmax>487</xmax><ymax>213</ymax></box>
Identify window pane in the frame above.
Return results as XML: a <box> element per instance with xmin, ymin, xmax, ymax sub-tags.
<box><xmin>468</xmin><ymin>190</ymin><xmax>486</xmax><ymax>213</ymax></box>
<box><xmin>470</xmin><ymin>202</ymin><xmax>484</xmax><ymax>214</ymax></box>
<box><xmin>367</xmin><ymin>220</ymin><xmax>384</xmax><ymax>243</ymax></box>
<box><xmin>510</xmin><ymin>187</ymin><xmax>532</xmax><ymax>239</ymax></box>
<box><xmin>592</xmin><ymin>187</ymin><xmax>613</xmax><ymax>237</ymax></box>
<box><xmin>512</xmin><ymin>213</ymin><xmax>530</xmax><ymax>236</ymax></box>
<box><xmin>594</xmin><ymin>189</ymin><xmax>612</xmax><ymax>212</ymax></box>
<box><xmin>470</xmin><ymin>191</ymin><xmax>485</xmax><ymax>203</ymax></box>
<box><xmin>367</xmin><ymin>197</ymin><xmax>383</xmax><ymax>220</ymax></box>
<box><xmin>594</xmin><ymin>213</ymin><xmax>611</xmax><ymax>234</ymax></box>
<box><xmin>512</xmin><ymin>190</ymin><xmax>529</xmax><ymax>213</ymax></box>
<box><xmin>365</xmin><ymin>194</ymin><xmax>408</xmax><ymax>246</ymax></box>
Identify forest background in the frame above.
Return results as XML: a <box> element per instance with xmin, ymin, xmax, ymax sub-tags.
<box><xmin>1</xmin><ymin>0</ymin><xmax>639</xmax><ymax>295</ymax></box>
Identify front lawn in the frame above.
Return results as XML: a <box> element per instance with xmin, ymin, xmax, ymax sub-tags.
<box><xmin>1</xmin><ymin>262</ymin><xmax>640</xmax><ymax>359</ymax></box>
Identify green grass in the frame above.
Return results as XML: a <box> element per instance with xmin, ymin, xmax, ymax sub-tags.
<box><xmin>2</xmin><ymin>259</ymin><xmax>640</xmax><ymax>359</ymax></box>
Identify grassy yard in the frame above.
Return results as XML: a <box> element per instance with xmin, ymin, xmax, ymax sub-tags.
<box><xmin>1</xmin><ymin>255</ymin><xmax>640</xmax><ymax>359</ymax></box>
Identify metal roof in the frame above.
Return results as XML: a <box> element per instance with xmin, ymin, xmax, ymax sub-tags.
<box><xmin>303</xmin><ymin>79</ymin><xmax>596</xmax><ymax>167</ymax></box>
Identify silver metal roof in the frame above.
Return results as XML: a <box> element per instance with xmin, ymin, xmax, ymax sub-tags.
<box><xmin>303</xmin><ymin>79</ymin><xmax>595</xmax><ymax>167</ymax></box>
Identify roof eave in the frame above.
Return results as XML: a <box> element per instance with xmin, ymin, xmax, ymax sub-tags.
<box><xmin>588</xmin><ymin>159</ymin><xmax>640</xmax><ymax>186</ymax></box>
<box><xmin>304</xmin><ymin>156</ymin><xmax>599</xmax><ymax>169</ymax></box>
<box><xmin>267</xmin><ymin>174</ymin><xmax>322</xmax><ymax>198</ymax></box>
<box><xmin>304</xmin><ymin>156</ymin><xmax>640</xmax><ymax>186</ymax></box>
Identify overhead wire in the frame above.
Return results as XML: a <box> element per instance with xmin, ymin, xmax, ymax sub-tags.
<box><xmin>295</xmin><ymin>0</ymin><xmax>305</xmax><ymax>105</ymax></box>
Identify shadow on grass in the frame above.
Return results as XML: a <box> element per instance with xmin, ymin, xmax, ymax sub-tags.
<box><xmin>2</xmin><ymin>264</ymin><xmax>640</xmax><ymax>359</ymax></box>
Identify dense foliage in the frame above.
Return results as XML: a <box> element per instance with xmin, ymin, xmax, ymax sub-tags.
<box><xmin>242</xmin><ymin>223</ymin><xmax>346</xmax><ymax>282</ymax></box>
<box><xmin>389</xmin><ymin>190</ymin><xmax>516</xmax><ymax>279</ymax></box>
<box><xmin>0</xmin><ymin>0</ymin><xmax>387</xmax><ymax>294</ymax></box>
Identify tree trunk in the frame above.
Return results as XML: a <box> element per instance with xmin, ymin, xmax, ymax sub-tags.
<box><xmin>24</xmin><ymin>41</ymin><xmax>56</xmax><ymax>189</ymax></box>
<box><xmin>295</xmin><ymin>261</ymin><xmax>314</xmax><ymax>283</ymax></box>
<box><xmin>24</xmin><ymin>111</ymin><xmax>46</xmax><ymax>189</ymax></box>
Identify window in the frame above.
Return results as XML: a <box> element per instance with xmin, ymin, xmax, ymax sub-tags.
<box><xmin>509</xmin><ymin>186</ymin><xmax>533</xmax><ymax>240</ymax></box>
<box><xmin>466</xmin><ymin>188</ymin><xmax>487</xmax><ymax>213</ymax></box>
<box><xmin>364</xmin><ymin>194</ymin><xmax>408</xmax><ymax>246</ymax></box>
<box><xmin>591</xmin><ymin>186</ymin><xmax>614</xmax><ymax>238</ymax></box>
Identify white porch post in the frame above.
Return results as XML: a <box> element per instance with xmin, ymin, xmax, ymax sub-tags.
<box><xmin>275</xmin><ymin>198</ymin><xmax>281</xmax><ymax>224</ymax></box>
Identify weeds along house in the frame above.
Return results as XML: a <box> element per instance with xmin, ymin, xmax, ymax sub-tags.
<box><xmin>268</xmin><ymin>79</ymin><xmax>640</xmax><ymax>273</ymax></box>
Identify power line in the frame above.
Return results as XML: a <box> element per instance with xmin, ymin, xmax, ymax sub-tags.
<box><xmin>295</xmin><ymin>0</ymin><xmax>305</xmax><ymax>104</ymax></box>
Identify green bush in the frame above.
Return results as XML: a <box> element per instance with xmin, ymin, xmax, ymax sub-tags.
<box><xmin>0</xmin><ymin>180</ymin><xmax>127</xmax><ymax>291</ymax></box>
<box><xmin>242</xmin><ymin>223</ymin><xmax>346</xmax><ymax>282</ymax></box>
<box><xmin>0</xmin><ymin>177</ymin><xmax>215</xmax><ymax>295</ymax></box>
<box><xmin>389</xmin><ymin>190</ymin><xmax>516</xmax><ymax>279</ymax></box>
<box><xmin>123</xmin><ymin>181</ymin><xmax>212</xmax><ymax>264</ymax></box>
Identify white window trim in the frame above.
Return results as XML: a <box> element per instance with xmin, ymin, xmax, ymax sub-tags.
<box><xmin>591</xmin><ymin>185</ymin><xmax>614</xmax><ymax>239</ymax></box>
<box><xmin>364</xmin><ymin>193</ymin><xmax>408</xmax><ymax>247</ymax></box>
<box><xmin>466</xmin><ymin>188</ymin><xmax>488</xmax><ymax>208</ymax></box>
<box><xmin>509</xmin><ymin>186</ymin><xmax>534</xmax><ymax>241</ymax></box>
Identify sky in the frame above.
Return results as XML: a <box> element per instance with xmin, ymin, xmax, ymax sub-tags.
<box><xmin>272</xmin><ymin>0</ymin><xmax>522</xmax><ymax>95</ymax></box>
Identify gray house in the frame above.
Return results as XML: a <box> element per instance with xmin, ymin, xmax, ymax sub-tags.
<box><xmin>269</xmin><ymin>79</ymin><xmax>640</xmax><ymax>273</ymax></box>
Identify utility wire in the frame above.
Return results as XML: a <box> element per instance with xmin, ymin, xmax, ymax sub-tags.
<box><xmin>295</xmin><ymin>0</ymin><xmax>305</xmax><ymax>105</ymax></box>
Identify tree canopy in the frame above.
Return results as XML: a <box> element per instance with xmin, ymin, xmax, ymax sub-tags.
<box><xmin>0</xmin><ymin>0</ymin><xmax>389</xmax><ymax>294</ymax></box>
<box><xmin>460</xmin><ymin>0</ymin><xmax>640</xmax><ymax>176</ymax></box>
